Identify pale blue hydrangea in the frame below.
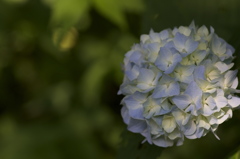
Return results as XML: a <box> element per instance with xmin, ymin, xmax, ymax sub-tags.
<box><xmin>118</xmin><ymin>22</ymin><xmax>240</xmax><ymax>147</ymax></box>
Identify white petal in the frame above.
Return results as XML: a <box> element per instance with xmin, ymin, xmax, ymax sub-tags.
<box><xmin>147</xmin><ymin>43</ymin><xmax>161</xmax><ymax>62</ymax></box>
<box><xmin>202</xmin><ymin>104</ymin><xmax>214</xmax><ymax>116</ymax></box>
<box><xmin>217</xmin><ymin>113</ymin><xmax>230</xmax><ymax>124</ymax></box>
<box><xmin>178</xmin><ymin>26</ymin><xmax>191</xmax><ymax>36</ymax></box>
<box><xmin>198</xmin><ymin>118</ymin><xmax>210</xmax><ymax>130</ymax></box>
<box><xmin>196</xmin><ymin>79</ymin><xmax>217</xmax><ymax>93</ymax></box>
<box><xmin>168</xmin><ymin>129</ymin><xmax>181</xmax><ymax>140</ymax></box>
<box><xmin>206</xmin><ymin>96</ymin><xmax>216</xmax><ymax>109</ymax></box>
<box><xmin>215</xmin><ymin>96</ymin><xmax>227</xmax><ymax>108</ymax></box>
<box><xmin>228</xmin><ymin>96</ymin><xmax>240</xmax><ymax>108</ymax></box>
<box><xmin>172</xmin><ymin>109</ymin><xmax>190</xmax><ymax>125</ymax></box>
<box><xmin>224</xmin><ymin>70</ymin><xmax>238</xmax><ymax>87</ymax></box>
<box><xmin>180</xmin><ymin>75</ymin><xmax>194</xmax><ymax>84</ymax></box>
<box><xmin>231</xmin><ymin>78</ymin><xmax>238</xmax><ymax>89</ymax></box>
<box><xmin>212</xmin><ymin>35</ymin><xmax>223</xmax><ymax>55</ymax></box>
<box><xmin>207</xmin><ymin>116</ymin><xmax>218</xmax><ymax>125</ymax></box>
<box><xmin>140</xmin><ymin>34</ymin><xmax>149</xmax><ymax>43</ymax></box>
<box><xmin>211</xmin><ymin>129</ymin><xmax>220</xmax><ymax>140</ymax></box>
<box><xmin>136</xmin><ymin>83</ymin><xmax>154</xmax><ymax>91</ymax></box>
<box><xmin>161</xmin><ymin>99</ymin><xmax>172</xmax><ymax>111</ymax></box>
<box><xmin>149</xmin><ymin>30</ymin><xmax>161</xmax><ymax>42</ymax></box>
<box><xmin>174</xmin><ymin>65</ymin><xmax>195</xmax><ymax>83</ymax></box>
<box><xmin>190</xmin><ymin>50</ymin><xmax>207</xmax><ymax>65</ymax></box>
<box><xmin>143</xmin><ymin>97</ymin><xmax>162</xmax><ymax>118</ymax></box>
<box><xmin>162</xmin><ymin>115</ymin><xmax>176</xmax><ymax>133</ymax></box>
<box><xmin>197</xmin><ymin>25</ymin><xmax>209</xmax><ymax>36</ymax></box>
<box><xmin>215</xmin><ymin>61</ymin><xmax>233</xmax><ymax>73</ymax></box>
<box><xmin>182</xmin><ymin>65</ymin><xmax>195</xmax><ymax>75</ymax></box>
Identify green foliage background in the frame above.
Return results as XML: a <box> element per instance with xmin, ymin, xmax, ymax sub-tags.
<box><xmin>0</xmin><ymin>0</ymin><xmax>240</xmax><ymax>159</ymax></box>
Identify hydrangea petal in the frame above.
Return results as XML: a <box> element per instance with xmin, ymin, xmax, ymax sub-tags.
<box><xmin>184</xmin><ymin>121</ymin><xmax>197</xmax><ymax>136</ymax></box>
<box><xmin>185</xmin><ymin>39</ymin><xmax>199</xmax><ymax>53</ymax></box>
<box><xmin>152</xmin><ymin>136</ymin><xmax>174</xmax><ymax>147</ymax></box>
<box><xmin>174</xmin><ymin>32</ymin><xmax>188</xmax><ymax>51</ymax></box>
<box><xmin>172</xmin><ymin>95</ymin><xmax>191</xmax><ymax>110</ymax></box>
<box><xmin>138</xmin><ymin>69</ymin><xmax>155</xmax><ymax>83</ymax></box>
<box><xmin>228</xmin><ymin>96</ymin><xmax>240</xmax><ymax>108</ymax></box>
<box><xmin>128</xmin><ymin>118</ymin><xmax>147</xmax><ymax>133</ymax></box>
<box><xmin>162</xmin><ymin>115</ymin><xmax>176</xmax><ymax>133</ymax></box>
<box><xmin>121</xmin><ymin>106</ymin><xmax>130</xmax><ymax>124</ymax></box>
<box><xmin>119</xmin><ymin>23</ymin><xmax>240</xmax><ymax>148</ymax></box>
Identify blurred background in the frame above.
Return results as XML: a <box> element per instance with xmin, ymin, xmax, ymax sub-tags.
<box><xmin>0</xmin><ymin>0</ymin><xmax>240</xmax><ymax>159</ymax></box>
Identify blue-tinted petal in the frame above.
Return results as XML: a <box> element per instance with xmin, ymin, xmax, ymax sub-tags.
<box><xmin>172</xmin><ymin>95</ymin><xmax>191</xmax><ymax>110</ymax></box>
<box><xmin>121</xmin><ymin>106</ymin><xmax>130</xmax><ymax>124</ymax></box>
<box><xmin>185</xmin><ymin>39</ymin><xmax>198</xmax><ymax>53</ymax></box>
<box><xmin>173</xmin><ymin>32</ymin><xmax>188</xmax><ymax>51</ymax></box>
<box><xmin>185</xmin><ymin>81</ymin><xmax>202</xmax><ymax>100</ymax></box>
<box><xmin>159</xmin><ymin>30</ymin><xmax>169</xmax><ymax>40</ymax></box>
<box><xmin>128</xmin><ymin>118</ymin><xmax>147</xmax><ymax>133</ymax></box>
<box><xmin>194</xmin><ymin>65</ymin><xmax>206</xmax><ymax>80</ymax></box>
<box><xmin>152</xmin><ymin>136</ymin><xmax>174</xmax><ymax>147</ymax></box>
<box><xmin>137</xmin><ymin>68</ymin><xmax>155</xmax><ymax>84</ymax></box>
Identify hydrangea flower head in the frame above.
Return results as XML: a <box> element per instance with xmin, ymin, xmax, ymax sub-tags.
<box><xmin>118</xmin><ymin>22</ymin><xmax>240</xmax><ymax>147</ymax></box>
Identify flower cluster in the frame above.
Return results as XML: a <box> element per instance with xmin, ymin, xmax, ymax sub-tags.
<box><xmin>118</xmin><ymin>22</ymin><xmax>240</xmax><ymax>147</ymax></box>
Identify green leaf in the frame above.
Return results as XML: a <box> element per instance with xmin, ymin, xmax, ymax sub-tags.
<box><xmin>229</xmin><ymin>151</ymin><xmax>240</xmax><ymax>159</ymax></box>
<box><xmin>228</xmin><ymin>146</ymin><xmax>240</xmax><ymax>159</ymax></box>
<box><xmin>117</xmin><ymin>129</ymin><xmax>163</xmax><ymax>159</ymax></box>
<box><xmin>120</xmin><ymin>0</ymin><xmax>145</xmax><ymax>13</ymax></box>
<box><xmin>43</xmin><ymin>0</ymin><xmax>90</xmax><ymax>28</ymax></box>
<box><xmin>93</xmin><ymin>0</ymin><xmax>128</xmax><ymax>29</ymax></box>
